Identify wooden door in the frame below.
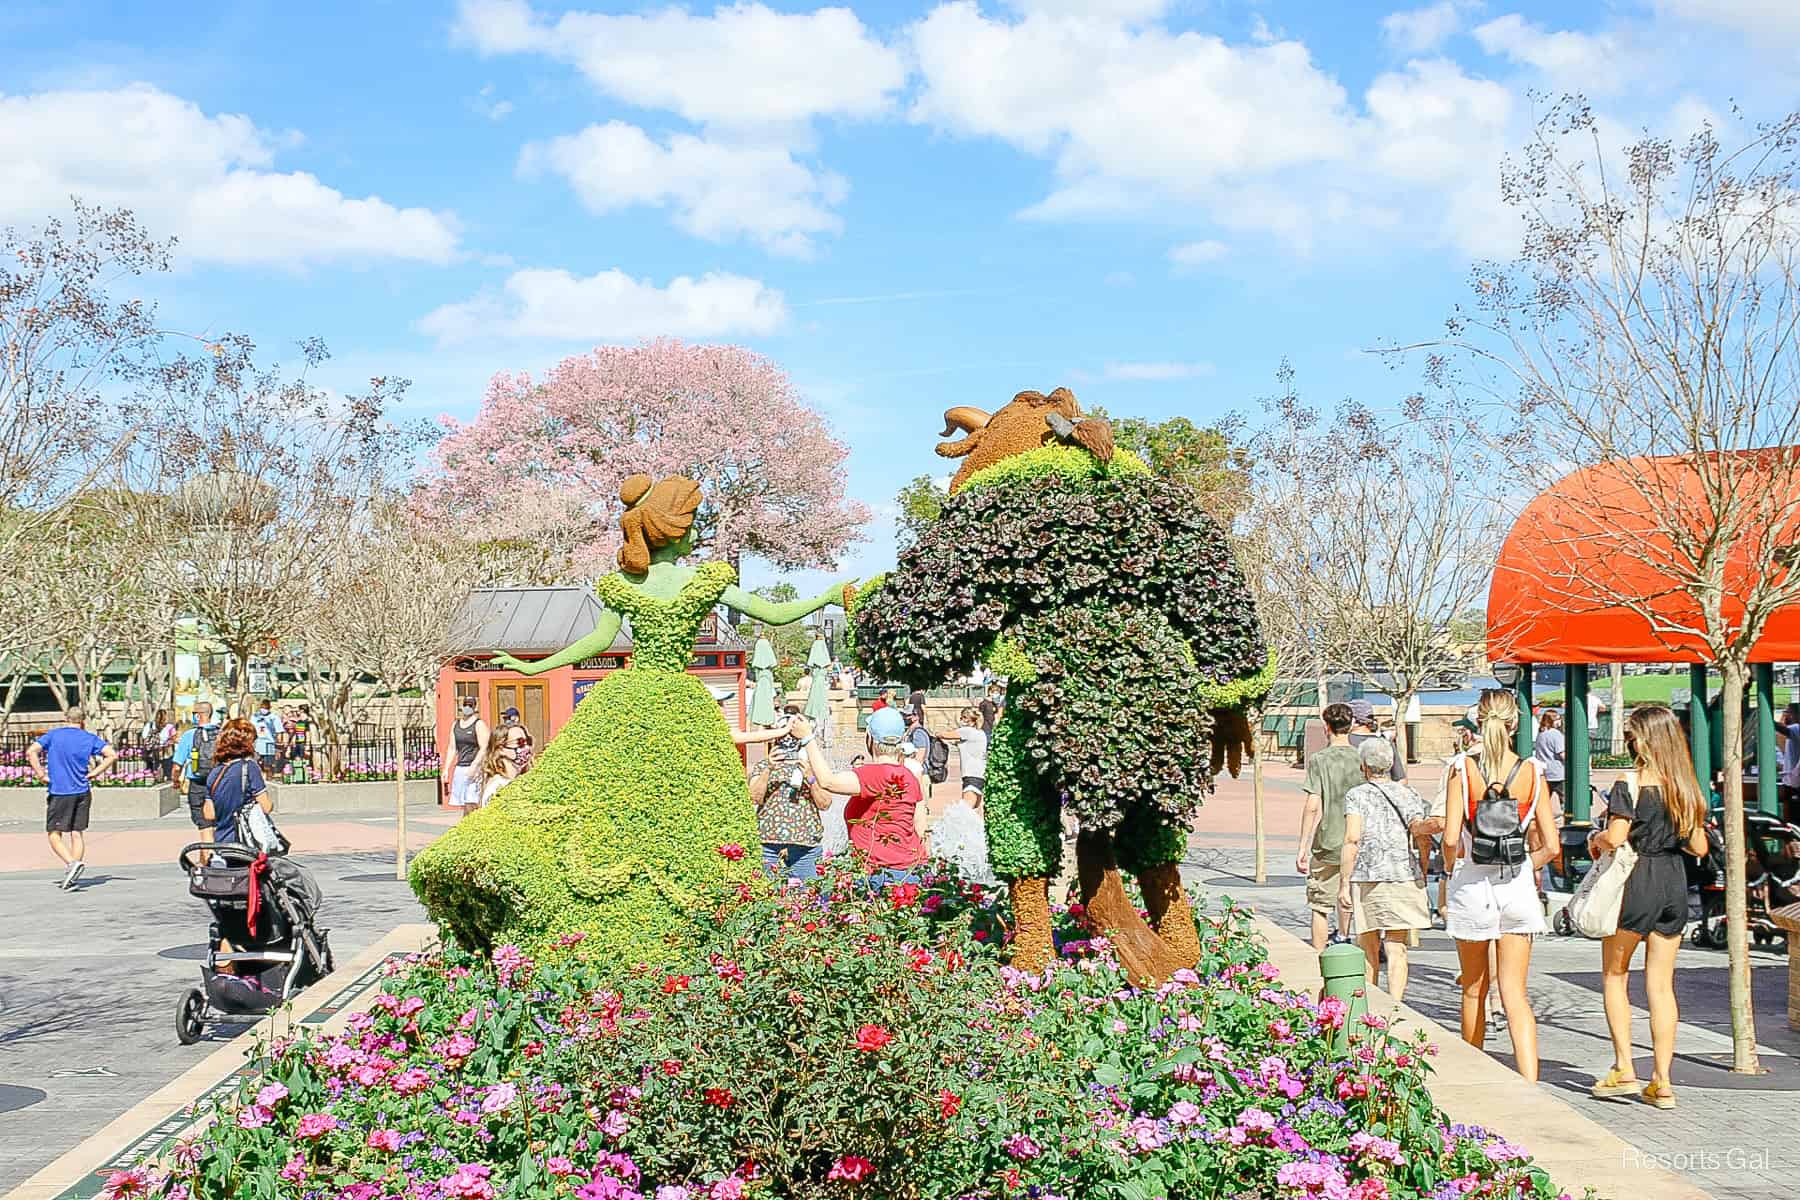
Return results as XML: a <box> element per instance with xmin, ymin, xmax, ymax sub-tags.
<box><xmin>490</xmin><ymin>682</ymin><xmax>548</xmax><ymax>748</ymax></box>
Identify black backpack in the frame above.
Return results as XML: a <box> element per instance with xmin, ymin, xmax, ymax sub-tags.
<box><xmin>926</xmin><ymin>736</ymin><xmax>951</xmax><ymax>784</ymax></box>
<box><xmin>1467</xmin><ymin>758</ymin><xmax>1532</xmax><ymax>866</ymax></box>
<box><xmin>189</xmin><ymin>725</ymin><xmax>220</xmax><ymax>778</ymax></box>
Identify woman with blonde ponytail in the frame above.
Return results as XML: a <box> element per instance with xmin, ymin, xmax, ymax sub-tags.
<box><xmin>1586</xmin><ymin>704</ymin><xmax>1710</xmax><ymax>1110</ymax></box>
<box><xmin>1442</xmin><ymin>688</ymin><xmax>1559</xmax><ymax>1081</ymax></box>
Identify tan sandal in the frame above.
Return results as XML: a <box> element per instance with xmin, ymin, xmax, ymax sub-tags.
<box><xmin>1591</xmin><ymin>1067</ymin><xmax>1640</xmax><ymax>1098</ymax></box>
<box><xmin>1640</xmin><ymin>1081</ymin><xmax>1676</xmax><ymax>1110</ymax></box>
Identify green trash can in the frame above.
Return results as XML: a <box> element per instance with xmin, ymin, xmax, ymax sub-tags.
<box><xmin>1319</xmin><ymin>941</ymin><xmax>1368</xmax><ymax>1052</ymax></box>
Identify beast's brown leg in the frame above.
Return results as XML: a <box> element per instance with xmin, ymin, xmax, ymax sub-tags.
<box><xmin>1009</xmin><ymin>875</ymin><xmax>1055</xmax><ymax>973</ymax></box>
<box><xmin>1138</xmin><ymin>861</ymin><xmax>1202</xmax><ymax>970</ymax></box>
<box><xmin>1077</xmin><ymin>832</ymin><xmax>1182</xmax><ymax>987</ymax></box>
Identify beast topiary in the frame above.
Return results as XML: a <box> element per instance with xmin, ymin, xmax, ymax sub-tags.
<box><xmin>849</xmin><ymin>389</ymin><xmax>1269</xmax><ymax>984</ymax></box>
<box><xmin>410</xmin><ymin>474</ymin><xmax>849</xmax><ymax>964</ymax></box>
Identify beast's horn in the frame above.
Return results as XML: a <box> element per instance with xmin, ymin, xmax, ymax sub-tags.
<box><xmin>939</xmin><ymin>405</ymin><xmax>992</xmax><ymax>437</ymax></box>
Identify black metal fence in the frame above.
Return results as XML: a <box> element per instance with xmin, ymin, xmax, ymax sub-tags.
<box><xmin>0</xmin><ymin>725</ymin><xmax>440</xmax><ymax>785</ymax></box>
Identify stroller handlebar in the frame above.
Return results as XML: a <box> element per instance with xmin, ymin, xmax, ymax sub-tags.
<box><xmin>178</xmin><ymin>841</ymin><xmax>265</xmax><ymax>870</ymax></box>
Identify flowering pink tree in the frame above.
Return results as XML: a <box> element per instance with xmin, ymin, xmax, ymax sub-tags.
<box><xmin>425</xmin><ymin>339</ymin><xmax>867</xmax><ymax>574</ymax></box>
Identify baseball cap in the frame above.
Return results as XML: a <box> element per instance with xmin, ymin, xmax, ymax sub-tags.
<box><xmin>1349</xmin><ymin>699</ymin><xmax>1375</xmax><ymax>723</ymax></box>
<box><xmin>501</xmin><ymin>706</ymin><xmax>519</xmax><ymax>719</ymax></box>
<box><xmin>1452</xmin><ymin>717</ymin><xmax>1479</xmax><ymax>734</ymax></box>
<box><xmin>866</xmin><ymin>706</ymin><xmax>907</xmax><ymax>745</ymax></box>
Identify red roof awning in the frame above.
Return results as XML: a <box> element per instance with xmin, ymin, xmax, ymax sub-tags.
<box><xmin>1487</xmin><ymin>451</ymin><xmax>1800</xmax><ymax>665</ymax></box>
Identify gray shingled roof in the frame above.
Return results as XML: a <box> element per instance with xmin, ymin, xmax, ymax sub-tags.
<box><xmin>456</xmin><ymin>587</ymin><xmax>631</xmax><ymax>655</ymax></box>
<box><xmin>455</xmin><ymin>586</ymin><xmax>751</xmax><ymax>654</ymax></box>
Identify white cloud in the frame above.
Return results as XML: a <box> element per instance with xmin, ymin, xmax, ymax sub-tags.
<box><xmin>452</xmin><ymin>0</ymin><xmax>905</xmax><ymax>130</ymax></box>
<box><xmin>1654</xmin><ymin>0</ymin><xmax>1800</xmax><ymax>43</ymax></box>
<box><xmin>909</xmin><ymin>4</ymin><xmax>1518</xmax><ymax>254</ymax></box>
<box><xmin>416</xmin><ymin>266</ymin><xmax>788</xmax><ymax>344</ymax></box>
<box><xmin>1169</xmin><ymin>239</ymin><xmax>1228</xmax><ymax>267</ymax></box>
<box><xmin>1104</xmin><ymin>361</ymin><xmax>1215</xmax><ymax>381</ymax></box>
<box><xmin>519</xmin><ymin>121</ymin><xmax>846</xmax><ymax>256</ymax></box>
<box><xmin>1381</xmin><ymin>2</ymin><xmax>1472</xmax><ymax>54</ymax></box>
<box><xmin>1471</xmin><ymin>14</ymin><xmax>1634</xmax><ymax>93</ymax></box>
<box><xmin>0</xmin><ymin>84</ymin><xmax>459</xmax><ymax>267</ymax></box>
<box><xmin>472</xmin><ymin>84</ymin><xmax>513</xmax><ymax>121</ymax></box>
<box><xmin>1001</xmin><ymin>0</ymin><xmax>1171</xmax><ymax>22</ymax></box>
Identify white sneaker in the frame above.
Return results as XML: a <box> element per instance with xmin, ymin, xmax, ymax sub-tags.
<box><xmin>60</xmin><ymin>861</ymin><xmax>84</xmax><ymax>891</ymax></box>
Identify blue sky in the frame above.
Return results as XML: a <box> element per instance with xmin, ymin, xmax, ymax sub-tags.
<box><xmin>5</xmin><ymin>0</ymin><xmax>1798</xmax><ymax>590</ymax></box>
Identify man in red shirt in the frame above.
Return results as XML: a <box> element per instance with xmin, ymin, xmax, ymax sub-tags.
<box><xmin>790</xmin><ymin>707</ymin><xmax>927</xmax><ymax>889</ymax></box>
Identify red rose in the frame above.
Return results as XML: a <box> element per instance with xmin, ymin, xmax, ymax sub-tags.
<box><xmin>937</xmin><ymin>1089</ymin><xmax>962</xmax><ymax>1119</ymax></box>
<box><xmin>907</xmin><ymin>947</ymin><xmax>933</xmax><ymax>973</ymax></box>
<box><xmin>661</xmin><ymin>974</ymin><xmax>691</xmax><ymax>994</ymax></box>
<box><xmin>889</xmin><ymin>883</ymin><xmax>921</xmax><ymax>909</ymax></box>
<box><xmin>703</xmin><ymin>1087</ymin><xmax>735</xmax><ymax>1108</ymax></box>
<box><xmin>853</xmin><ymin>1024</ymin><xmax>892</xmax><ymax>1053</ymax></box>
<box><xmin>661</xmin><ymin>1059</ymin><xmax>683</xmax><ymax>1076</ymax></box>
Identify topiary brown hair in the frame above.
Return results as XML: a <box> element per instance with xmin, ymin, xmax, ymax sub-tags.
<box><xmin>617</xmin><ymin>474</ymin><xmax>702</xmax><ymax>574</ymax></box>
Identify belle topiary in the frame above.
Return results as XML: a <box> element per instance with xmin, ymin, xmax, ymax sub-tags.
<box><xmin>849</xmin><ymin>389</ymin><xmax>1270</xmax><ymax>984</ymax></box>
<box><xmin>410</xmin><ymin>474</ymin><xmax>850</xmax><ymax>963</ymax></box>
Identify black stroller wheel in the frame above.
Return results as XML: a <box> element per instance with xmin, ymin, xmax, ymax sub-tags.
<box><xmin>319</xmin><ymin>933</ymin><xmax>334</xmax><ymax>977</ymax></box>
<box><xmin>176</xmin><ymin>989</ymin><xmax>206</xmax><ymax>1045</ymax></box>
<box><xmin>1705</xmin><ymin>922</ymin><xmax>1729</xmax><ymax>950</ymax></box>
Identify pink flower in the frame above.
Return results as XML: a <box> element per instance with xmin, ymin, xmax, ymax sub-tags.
<box><xmin>1168</xmin><ymin>1100</ymin><xmax>1202</xmax><ymax>1126</ymax></box>
<box><xmin>718</xmin><ymin>843</ymin><xmax>746</xmax><ymax>861</ymax></box>
<box><xmin>367</xmin><ymin>1128</ymin><xmax>403</xmax><ymax>1152</ymax></box>
<box><xmin>235</xmin><ymin>1104</ymin><xmax>272</xmax><ymax>1130</ymax></box>
<box><xmin>396</xmin><ymin>996</ymin><xmax>425</xmax><ymax>1018</ymax></box>
<box><xmin>547</xmin><ymin>1157</ymin><xmax>576</xmax><ymax>1177</ymax></box>
<box><xmin>99</xmin><ymin>1167</ymin><xmax>162</xmax><ymax>1198</ymax></box>
<box><xmin>295</xmin><ymin>1112</ymin><xmax>337</xmax><ymax>1139</ymax></box>
<box><xmin>392</xmin><ymin>1067</ymin><xmax>431</xmax><ymax>1095</ymax></box>
<box><xmin>709</xmin><ymin>1177</ymin><xmax>744</xmax><ymax>1200</ymax></box>
<box><xmin>600</xmin><ymin>1108</ymin><xmax>629</xmax><ymax>1137</ymax></box>
<box><xmin>480</xmin><ymin>1082</ymin><xmax>518</xmax><ymax>1114</ymax></box>
<box><xmin>1276</xmin><ymin>1160</ymin><xmax>1349</xmax><ymax>1198</ymax></box>
<box><xmin>440</xmin><ymin>1164</ymin><xmax>496</xmax><ymax>1200</ymax></box>
<box><xmin>254</xmin><ymin>1082</ymin><xmax>288</xmax><ymax>1108</ymax></box>
<box><xmin>441</xmin><ymin>1033</ymin><xmax>477</xmax><ymax>1065</ymax></box>
<box><xmin>827</xmin><ymin>1155</ymin><xmax>875</xmax><ymax>1183</ymax></box>
<box><xmin>852</xmin><ymin>1024</ymin><xmax>892</xmax><ymax>1052</ymax></box>
<box><xmin>279</xmin><ymin>1155</ymin><xmax>307</xmax><ymax>1184</ymax></box>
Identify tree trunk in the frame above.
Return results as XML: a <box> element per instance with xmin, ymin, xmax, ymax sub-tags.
<box><xmin>1717</xmin><ymin>659</ymin><xmax>1761</xmax><ymax>1073</ymax></box>
<box><xmin>1609</xmin><ymin>664</ymin><xmax>1626</xmax><ymax>755</ymax></box>
<box><xmin>392</xmin><ymin>691</ymin><xmax>409</xmax><ymax>881</ymax></box>
<box><xmin>1394</xmin><ymin>689</ymin><xmax>1414</xmax><ymax>766</ymax></box>
<box><xmin>1076</xmin><ymin>831</ymin><xmax>1184</xmax><ymax>988</ymax></box>
<box><xmin>1137</xmin><ymin>861</ymin><xmax>1202</xmax><ymax>969</ymax></box>
<box><xmin>1252</xmin><ymin>731</ymin><xmax>1267</xmax><ymax>884</ymax></box>
<box><xmin>1009</xmin><ymin>876</ymin><xmax>1055</xmax><ymax>974</ymax></box>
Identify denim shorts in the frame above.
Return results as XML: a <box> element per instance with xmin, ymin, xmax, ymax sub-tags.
<box><xmin>762</xmin><ymin>842</ymin><xmax>824</xmax><ymax>882</ymax></box>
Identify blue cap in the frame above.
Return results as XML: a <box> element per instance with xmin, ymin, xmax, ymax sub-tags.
<box><xmin>866</xmin><ymin>706</ymin><xmax>907</xmax><ymax>745</ymax></box>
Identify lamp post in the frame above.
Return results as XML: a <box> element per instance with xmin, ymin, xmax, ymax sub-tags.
<box><xmin>1689</xmin><ymin>664</ymin><xmax>1712</xmax><ymax>802</ymax></box>
<box><xmin>1756</xmin><ymin>663</ymin><xmax>1779</xmax><ymax>816</ymax></box>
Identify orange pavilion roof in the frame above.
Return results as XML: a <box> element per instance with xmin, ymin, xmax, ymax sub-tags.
<box><xmin>1487</xmin><ymin>450</ymin><xmax>1800</xmax><ymax>664</ymax></box>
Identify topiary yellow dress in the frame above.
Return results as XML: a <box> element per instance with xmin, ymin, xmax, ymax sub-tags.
<box><xmin>410</xmin><ymin>561</ymin><xmax>762</xmax><ymax>965</ymax></box>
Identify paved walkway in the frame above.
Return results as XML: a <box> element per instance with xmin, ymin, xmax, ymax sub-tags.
<box><xmin>1189</xmin><ymin>764</ymin><xmax>1800</xmax><ymax>1200</ymax></box>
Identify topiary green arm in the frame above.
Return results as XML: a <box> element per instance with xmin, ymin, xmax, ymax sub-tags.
<box><xmin>491</xmin><ymin>607</ymin><xmax>624</xmax><ymax>676</ymax></box>
<box><xmin>721</xmin><ymin>581</ymin><xmax>852</xmax><ymax>626</ymax></box>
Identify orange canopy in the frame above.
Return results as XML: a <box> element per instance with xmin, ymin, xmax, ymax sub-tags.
<box><xmin>1488</xmin><ymin>451</ymin><xmax>1800</xmax><ymax>665</ymax></box>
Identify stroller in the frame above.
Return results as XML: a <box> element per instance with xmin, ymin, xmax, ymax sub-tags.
<box><xmin>175</xmin><ymin>842</ymin><xmax>334</xmax><ymax>1044</ymax></box>
<box><xmin>1689</xmin><ymin>813</ymin><xmax>1794</xmax><ymax>949</ymax></box>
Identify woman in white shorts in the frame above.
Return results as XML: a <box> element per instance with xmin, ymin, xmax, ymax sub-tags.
<box><xmin>1443</xmin><ymin>688</ymin><xmax>1558</xmax><ymax>1082</ymax></box>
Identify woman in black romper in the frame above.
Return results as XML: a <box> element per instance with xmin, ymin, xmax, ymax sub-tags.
<box><xmin>1587</xmin><ymin>705</ymin><xmax>1709</xmax><ymax>1110</ymax></box>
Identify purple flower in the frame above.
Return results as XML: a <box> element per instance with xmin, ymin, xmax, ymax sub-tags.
<box><xmin>1002</xmin><ymin>1134</ymin><xmax>1042</xmax><ymax>1161</ymax></box>
<box><xmin>480</xmin><ymin>1083</ymin><xmax>518</xmax><ymax>1114</ymax></box>
<box><xmin>600</xmin><ymin>1108</ymin><xmax>629</xmax><ymax>1137</ymax></box>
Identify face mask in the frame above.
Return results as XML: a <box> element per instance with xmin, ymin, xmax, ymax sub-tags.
<box><xmin>461</xmin><ymin>705</ymin><xmax>475</xmax><ymax>717</ymax></box>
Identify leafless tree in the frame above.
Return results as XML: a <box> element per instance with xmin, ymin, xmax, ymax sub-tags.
<box><xmin>1247</xmin><ymin>366</ymin><xmax>1508</xmax><ymax>762</ymax></box>
<box><xmin>309</xmin><ymin>501</ymin><xmax>490</xmax><ymax>878</ymax></box>
<box><xmin>0</xmin><ymin>203</ymin><xmax>173</xmax><ymax>658</ymax></box>
<box><xmin>1397</xmin><ymin>98</ymin><xmax>1800</xmax><ymax>1071</ymax></box>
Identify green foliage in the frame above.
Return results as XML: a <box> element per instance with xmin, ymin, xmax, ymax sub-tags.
<box><xmin>853</xmin><ymin>471</ymin><xmax>1265</xmax><ymax>694</ymax></box>
<box><xmin>959</xmin><ymin>443</ymin><xmax>1149</xmax><ymax>495</ymax></box>
<box><xmin>412</xmin><ymin>562</ymin><xmax>761</xmax><ymax>962</ymax></box>
<box><xmin>983</xmin><ymin>633</ymin><xmax>1038</xmax><ymax>684</ymax></box>
<box><xmin>840</xmin><ymin>570</ymin><xmax>887</xmax><ymax>671</ymax></box>
<box><xmin>1012</xmin><ymin>603</ymin><xmax>1215</xmax><ymax>830</ymax></box>
<box><xmin>983</xmin><ymin>705</ymin><xmax>1061</xmax><ymax>878</ymax></box>
<box><xmin>894</xmin><ymin>474</ymin><xmax>947</xmax><ymax>549</ymax></box>
<box><xmin>1197</xmin><ymin>646</ymin><xmax>1279</xmax><ymax>711</ymax></box>
<box><xmin>1091</xmin><ymin>409</ymin><xmax>1253</xmax><ymax>518</ymax></box>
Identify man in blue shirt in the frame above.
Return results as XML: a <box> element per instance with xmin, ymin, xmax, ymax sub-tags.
<box><xmin>253</xmin><ymin>700</ymin><xmax>286</xmax><ymax>771</ymax></box>
<box><xmin>171</xmin><ymin>703</ymin><xmax>223</xmax><ymax>846</ymax></box>
<box><xmin>26</xmin><ymin>706</ymin><xmax>117</xmax><ymax>890</ymax></box>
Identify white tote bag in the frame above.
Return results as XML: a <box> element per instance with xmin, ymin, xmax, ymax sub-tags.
<box><xmin>1567</xmin><ymin>778</ymin><xmax>1641</xmax><ymax>939</ymax></box>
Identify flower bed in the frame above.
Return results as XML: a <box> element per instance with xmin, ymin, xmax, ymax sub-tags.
<box><xmin>113</xmin><ymin>866</ymin><xmax>1572</xmax><ymax>1200</ymax></box>
<box><xmin>336</xmin><ymin>755</ymin><xmax>441</xmax><ymax>784</ymax></box>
